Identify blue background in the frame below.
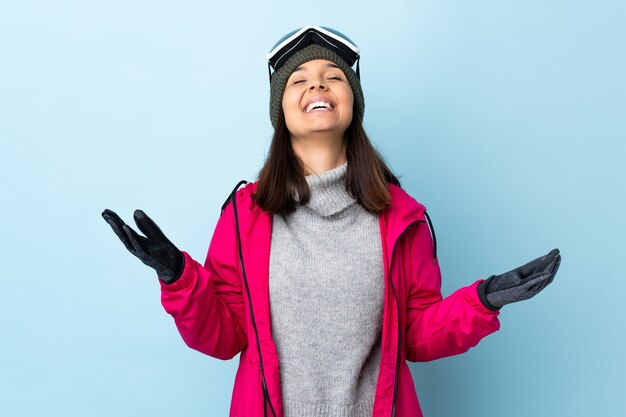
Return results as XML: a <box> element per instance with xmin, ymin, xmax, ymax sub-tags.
<box><xmin>2</xmin><ymin>1</ymin><xmax>624</xmax><ymax>416</ymax></box>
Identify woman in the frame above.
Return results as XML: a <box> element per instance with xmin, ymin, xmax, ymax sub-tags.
<box><xmin>102</xmin><ymin>26</ymin><xmax>561</xmax><ymax>417</ymax></box>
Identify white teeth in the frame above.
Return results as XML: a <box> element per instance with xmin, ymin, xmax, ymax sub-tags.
<box><xmin>305</xmin><ymin>101</ymin><xmax>333</xmax><ymax>113</ymax></box>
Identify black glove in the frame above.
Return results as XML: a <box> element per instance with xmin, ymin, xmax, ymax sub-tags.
<box><xmin>477</xmin><ymin>248</ymin><xmax>561</xmax><ymax>311</ymax></box>
<box><xmin>102</xmin><ymin>209</ymin><xmax>185</xmax><ymax>284</ymax></box>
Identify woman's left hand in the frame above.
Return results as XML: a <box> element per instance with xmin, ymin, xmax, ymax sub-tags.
<box><xmin>477</xmin><ymin>248</ymin><xmax>561</xmax><ymax>311</ymax></box>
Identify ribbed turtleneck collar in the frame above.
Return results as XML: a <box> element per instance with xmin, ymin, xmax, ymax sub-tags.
<box><xmin>295</xmin><ymin>161</ymin><xmax>356</xmax><ymax>217</ymax></box>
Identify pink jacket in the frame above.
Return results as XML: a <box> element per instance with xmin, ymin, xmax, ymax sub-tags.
<box><xmin>159</xmin><ymin>181</ymin><xmax>501</xmax><ymax>417</ymax></box>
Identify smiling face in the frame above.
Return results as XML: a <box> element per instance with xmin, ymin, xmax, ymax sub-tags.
<box><xmin>281</xmin><ymin>59</ymin><xmax>354</xmax><ymax>139</ymax></box>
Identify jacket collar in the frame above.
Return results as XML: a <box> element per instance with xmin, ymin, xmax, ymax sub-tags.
<box><xmin>231</xmin><ymin>181</ymin><xmax>426</xmax><ymax>241</ymax></box>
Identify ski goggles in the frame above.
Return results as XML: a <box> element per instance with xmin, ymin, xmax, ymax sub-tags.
<box><xmin>266</xmin><ymin>25</ymin><xmax>361</xmax><ymax>83</ymax></box>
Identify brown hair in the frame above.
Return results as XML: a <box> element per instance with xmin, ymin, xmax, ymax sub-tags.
<box><xmin>252</xmin><ymin>104</ymin><xmax>401</xmax><ymax>217</ymax></box>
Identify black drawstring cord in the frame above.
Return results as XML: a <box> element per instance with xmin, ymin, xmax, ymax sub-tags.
<box><xmin>221</xmin><ymin>180</ymin><xmax>248</xmax><ymax>215</ymax></box>
<box><xmin>423</xmin><ymin>210</ymin><xmax>438</xmax><ymax>260</ymax></box>
<box><xmin>226</xmin><ymin>180</ymin><xmax>277</xmax><ymax>417</ymax></box>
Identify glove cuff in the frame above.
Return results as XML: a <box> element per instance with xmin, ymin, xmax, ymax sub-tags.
<box><xmin>158</xmin><ymin>251</ymin><xmax>185</xmax><ymax>285</ymax></box>
<box><xmin>477</xmin><ymin>276</ymin><xmax>502</xmax><ymax>312</ymax></box>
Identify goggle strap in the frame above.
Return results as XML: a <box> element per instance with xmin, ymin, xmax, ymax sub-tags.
<box><xmin>356</xmin><ymin>56</ymin><xmax>361</xmax><ymax>79</ymax></box>
<box><xmin>268</xmin><ymin>62</ymin><xmax>273</xmax><ymax>84</ymax></box>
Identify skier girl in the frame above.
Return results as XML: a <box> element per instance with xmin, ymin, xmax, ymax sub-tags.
<box><xmin>102</xmin><ymin>25</ymin><xmax>561</xmax><ymax>417</ymax></box>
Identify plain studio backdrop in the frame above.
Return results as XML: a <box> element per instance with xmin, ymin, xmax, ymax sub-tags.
<box><xmin>1</xmin><ymin>1</ymin><xmax>624</xmax><ymax>416</ymax></box>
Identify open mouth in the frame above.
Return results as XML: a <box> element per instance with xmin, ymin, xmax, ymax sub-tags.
<box><xmin>304</xmin><ymin>100</ymin><xmax>335</xmax><ymax>113</ymax></box>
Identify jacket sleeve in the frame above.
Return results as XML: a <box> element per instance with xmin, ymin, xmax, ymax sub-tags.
<box><xmin>404</xmin><ymin>217</ymin><xmax>500</xmax><ymax>362</ymax></box>
<box><xmin>159</xmin><ymin>201</ymin><xmax>248</xmax><ymax>360</ymax></box>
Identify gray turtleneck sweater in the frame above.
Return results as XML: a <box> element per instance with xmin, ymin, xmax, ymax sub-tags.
<box><xmin>269</xmin><ymin>161</ymin><xmax>385</xmax><ymax>417</ymax></box>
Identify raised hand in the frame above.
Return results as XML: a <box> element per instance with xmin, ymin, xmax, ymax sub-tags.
<box><xmin>101</xmin><ymin>209</ymin><xmax>185</xmax><ymax>284</ymax></box>
<box><xmin>477</xmin><ymin>248</ymin><xmax>561</xmax><ymax>311</ymax></box>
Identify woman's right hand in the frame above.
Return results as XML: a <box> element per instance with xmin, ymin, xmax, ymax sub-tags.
<box><xmin>101</xmin><ymin>209</ymin><xmax>185</xmax><ymax>284</ymax></box>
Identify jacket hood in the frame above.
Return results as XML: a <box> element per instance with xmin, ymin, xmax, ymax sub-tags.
<box><xmin>225</xmin><ymin>181</ymin><xmax>426</xmax><ymax>224</ymax></box>
<box><xmin>221</xmin><ymin>180</ymin><xmax>429</xmax><ymax>261</ymax></box>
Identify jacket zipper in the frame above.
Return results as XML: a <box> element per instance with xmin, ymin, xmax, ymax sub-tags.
<box><xmin>230</xmin><ymin>185</ymin><xmax>277</xmax><ymax>417</ymax></box>
<box><xmin>259</xmin><ymin>362</ymin><xmax>270</xmax><ymax>417</ymax></box>
<box><xmin>388</xmin><ymin>219</ymin><xmax>424</xmax><ymax>417</ymax></box>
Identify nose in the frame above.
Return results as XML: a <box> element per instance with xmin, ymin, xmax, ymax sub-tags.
<box><xmin>309</xmin><ymin>77</ymin><xmax>327</xmax><ymax>90</ymax></box>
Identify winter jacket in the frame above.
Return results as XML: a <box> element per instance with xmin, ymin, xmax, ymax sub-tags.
<box><xmin>159</xmin><ymin>180</ymin><xmax>501</xmax><ymax>417</ymax></box>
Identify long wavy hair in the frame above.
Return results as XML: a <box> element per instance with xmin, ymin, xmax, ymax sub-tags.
<box><xmin>252</xmin><ymin>103</ymin><xmax>401</xmax><ymax>217</ymax></box>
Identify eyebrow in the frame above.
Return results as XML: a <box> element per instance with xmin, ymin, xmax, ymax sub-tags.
<box><xmin>293</xmin><ymin>62</ymin><xmax>341</xmax><ymax>72</ymax></box>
